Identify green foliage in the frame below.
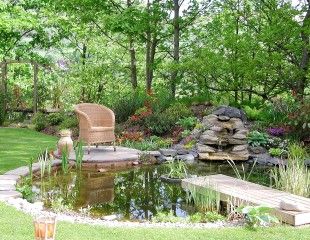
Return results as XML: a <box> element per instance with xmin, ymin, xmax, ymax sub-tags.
<box><xmin>74</xmin><ymin>141</ymin><xmax>84</xmax><ymax>170</ymax></box>
<box><xmin>121</xmin><ymin>136</ymin><xmax>172</xmax><ymax>151</ymax></box>
<box><xmin>61</xmin><ymin>147</ymin><xmax>69</xmax><ymax>174</ymax></box>
<box><xmin>32</xmin><ymin>112</ymin><xmax>47</xmax><ymax>131</ymax></box>
<box><xmin>247</xmin><ymin>131</ymin><xmax>269</xmax><ymax>147</ymax></box>
<box><xmin>37</xmin><ymin>149</ymin><xmax>50</xmax><ymax>179</ymax></box>
<box><xmin>186</xmin><ymin>185</ymin><xmax>220</xmax><ymax>213</ymax></box>
<box><xmin>165</xmin><ymin>159</ymin><xmax>188</xmax><ymax>179</ymax></box>
<box><xmin>270</xmin><ymin>144</ymin><xmax>310</xmax><ymax>197</ymax></box>
<box><xmin>237</xmin><ymin>205</ymin><xmax>279</xmax><ymax>228</ymax></box>
<box><xmin>177</xmin><ymin>117</ymin><xmax>198</xmax><ymax>130</ymax></box>
<box><xmin>145</xmin><ymin>103</ymin><xmax>193</xmax><ymax>135</ymax></box>
<box><xmin>16</xmin><ymin>178</ymin><xmax>35</xmax><ymax>203</ymax></box>
<box><xmin>47</xmin><ymin>112</ymin><xmax>65</xmax><ymax>126</ymax></box>
<box><xmin>152</xmin><ymin>210</ymin><xmax>185</xmax><ymax>223</ymax></box>
<box><xmin>227</xmin><ymin>159</ymin><xmax>257</xmax><ymax>181</ymax></box>
<box><xmin>189</xmin><ymin>212</ymin><xmax>225</xmax><ymax>223</ymax></box>
<box><xmin>181</xmin><ymin>129</ymin><xmax>191</xmax><ymax>138</ymax></box>
<box><xmin>0</xmin><ymin>93</ymin><xmax>5</xmax><ymax>126</ymax></box>
<box><xmin>58</xmin><ymin>116</ymin><xmax>78</xmax><ymax>130</ymax></box>
<box><xmin>268</xmin><ymin>148</ymin><xmax>285</xmax><ymax>157</ymax></box>
<box><xmin>243</xmin><ymin>106</ymin><xmax>263</xmax><ymax>121</ymax></box>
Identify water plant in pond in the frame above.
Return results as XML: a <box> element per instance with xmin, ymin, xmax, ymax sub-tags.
<box><xmin>152</xmin><ymin>210</ymin><xmax>186</xmax><ymax>223</ymax></box>
<box><xmin>61</xmin><ymin>147</ymin><xmax>69</xmax><ymax>174</ymax></box>
<box><xmin>38</xmin><ymin>149</ymin><xmax>50</xmax><ymax>179</ymax></box>
<box><xmin>75</xmin><ymin>141</ymin><xmax>84</xmax><ymax>170</ymax></box>
<box><xmin>227</xmin><ymin>159</ymin><xmax>257</xmax><ymax>181</ymax></box>
<box><xmin>186</xmin><ymin>185</ymin><xmax>220</xmax><ymax>213</ymax></box>
<box><xmin>165</xmin><ymin>159</ymin><xmax>188</xmax><ymax>179</ymax></box>
<box><xmin>237</xmin><ymin>205</ymin><xmax>279</xmax><ymax>228</ymax></box>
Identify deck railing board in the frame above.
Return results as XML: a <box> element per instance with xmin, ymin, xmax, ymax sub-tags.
<box><xmin>182</xmin><ymin>174</ymin><xmax>310</xmax><ymax>226</ymax></box>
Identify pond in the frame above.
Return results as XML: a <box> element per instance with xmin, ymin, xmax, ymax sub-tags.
<box><xmin>33</xmin><ymin>161</ymin><xmax>270</xmax><ymax>221</ymax></box>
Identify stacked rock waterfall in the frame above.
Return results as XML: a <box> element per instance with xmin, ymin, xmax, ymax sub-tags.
<box><xmin>197</xmin><ymin>106</ymin><xmax>249</xmax><ymax>161</ymax></box>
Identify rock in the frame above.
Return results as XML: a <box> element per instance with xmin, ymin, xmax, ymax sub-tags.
<box><xmin>249</xmin><ymin>146</ymin><xmax>266</xmax><ymax>154</ymax></box>
<box><xmin>197</xmin><ymin>144</ymin><xmax>216</xmax><ymax>153</ymax></box>
<box><xmin>199</xmin><ymin>152</ymin><xmax>249</xmax><ymax>161</ymax></box>
<box><xmin>176</xmin><ymin>154</ymin><xmax>195</xmax><ymax>164</ymax></box>
<box><xmin>218</xmin><ymin>115</ymin><xmax>230</xmax><ymax>121</ymax></box>
<box><xmin>232</xmin><ymin>145</ymin><xmax>247</xmax><ymax>152</ymax></box>
<box><xmin>210</xmin><ymin>126</ymin><xmax>223</xmax><ymax>132</ymax></box>
<box><xmin>305</xmin><ymin>159</ymin><xmax>310</xmax><ymax>167</ymax></box>
<box><xmin>200</xmin><ymin>135</ymin><xmax>218</xmax><ymax>144</ymax></box>
<box><xmin>236</xmin><ymin>129</ymin><xmax>249</xmax><ymax>135</ymax></box>
<box><xmin>159</xmin><ymin>148</ymin><xmax>177</xmax><ymax>157</ymax></box>
<box><xmin>228</xmin><ymin>138</ymin><xmax>247</xmax><ymax>145</ymax></box>
<box><xmin>280</xmin><ymin>200</ymin><xmax>307</xmax><ymax>212</ymax></box>
<box><xmin>213</xmin><ymin>106</ymin><xmax>247</xmax><ymax>121</ymax></box>
<box><xmin>98</xmin><ymin>168</ymin><xmax>107</xmax><ymax>173</ymax></box>
<box><xmin>102</xmin><ymin>214</ymin><xmax>119</xmax><ymax>221</ymax></box>
<box><xmin>0</xmin><ymin>191</ymin><xmax>22</xmax><ymax>201</ymax></box>
<box><xmin>232</xmin><ymin>133</ymin><xmax>247</xmax><ymax>140</ymax></box>
<box><xmin>132</xmin><ymin>161</ymin><xmax>140</xmax><ymax>166</ymax></box>
<box><xmin>143</xmin><ymin>151</ymin><xmax>161</xmax><ymax>157</ymax></box>
<box><xmin>229</xmin><ymin>118</ymin><xmax>244</xmax><ymax>129</ymax></box>
<box><xmin>157</xmin><ymin>155</ymin><xmax>174</xmax><ymax>163</ymax></box>
<box><xmin>0</xmin><ymin>184</ymin><xmax>15</xmax><ymax>191</ymax></box>
<box><xmin>173</xmin><ymin>144</ymin><xmax>189</xmax><ymax>155</ymax></box>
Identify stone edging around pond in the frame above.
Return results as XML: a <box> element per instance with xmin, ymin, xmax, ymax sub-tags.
<box><xmin>0</xmin><ymin>159</ymin><xmax>244</xmax><ymax>229</ymax></box>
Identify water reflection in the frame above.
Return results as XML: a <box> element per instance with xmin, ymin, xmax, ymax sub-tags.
<box><xmin>33</xmin><ymin>162</ymin><xmax>270</xmax><ymax>220</ymax></box>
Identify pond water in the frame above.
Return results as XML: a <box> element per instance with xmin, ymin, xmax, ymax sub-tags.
<box><xmin>33</xmin><ymin>162</ymin><xmax>270</xmax><ymax>221</ymax></box>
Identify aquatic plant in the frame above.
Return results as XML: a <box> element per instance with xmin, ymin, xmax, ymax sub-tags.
<box><xmin>189</xmin><ymin>212</ymin><xmax>225</xmax><ymax>223</ymax></box>
<box><xmin>227</xmin><ymin>159</ymin><xmax>257</xmax><ymax>181</ymax></box>
<box><xmin>165</xmin><ymin>159</ymin><xmax>188</xmax><ymax>179</ymax></box>
<box><xmin>61</xmin><ymin>147</ymin><xmax>69</xmax><ymax>174</ymax></box>
<box><xmin>38</xmin><ymin>149</ymin><xmax>49</xmax><ymax>179</ymax></box>
<box><xmin>152</xmin><ymin>210</ymin><xmax>185</xmax><ymax>223</ymax></box>
<box><xmin>75</xmin><ymin>141</ymin><xmax>84</xmax><ymax>170</ymax></box>
<box><xmin>270</xmin><ymin>143</ymin><xmax>310</xmax><ymax>197</ymax></box>
<box><xmin>186</xmin><ymin>184</ymin><xmax>220</xmax><ymax>213</ymax></box>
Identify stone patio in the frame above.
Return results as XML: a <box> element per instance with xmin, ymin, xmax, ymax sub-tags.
<box><xmin>67</xmin><ymin>146</ymin><xmax>141</xmax><ymax>162</ymax></box>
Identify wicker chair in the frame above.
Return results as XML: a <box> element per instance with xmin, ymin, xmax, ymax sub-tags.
<box><xmin>74</xmin><ymin>103</ymin><xmax>116</xmax><ymax>153</ymax></box>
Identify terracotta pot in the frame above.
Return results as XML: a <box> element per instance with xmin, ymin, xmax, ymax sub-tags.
<box><xmin>57</xmin><ymin>130</ymin><xmax>73</xmax><ymax>156</ymax></box>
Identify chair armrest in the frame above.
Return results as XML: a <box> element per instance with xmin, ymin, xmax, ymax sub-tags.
<box><xmin>74</xmin><ymin>108</ymin><xmax>92</xmax><ymax>128</ymax></box>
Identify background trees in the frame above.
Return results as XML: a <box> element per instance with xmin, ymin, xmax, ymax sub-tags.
<box><xmin>0</xmin><ymin>0</ymin><xmax>309</xmax><ymax>124</ymax></box>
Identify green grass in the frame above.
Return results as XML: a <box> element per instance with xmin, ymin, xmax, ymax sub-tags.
<box><xmin>1</xmin><ymin>202</ymin><xmax>310</xmax><ymax>240</ymax></box>
<box><xmin>0</xmin><ymin>128</ymin><xmax>310</xmax><ymax>240</ymax></box>
<box><xmin>0</xmin><ymin>128</ymin><xmax>57</xmax><ymax>174</ymax></box>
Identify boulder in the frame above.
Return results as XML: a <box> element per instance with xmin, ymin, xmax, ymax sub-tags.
<box><xmin>197</xmin><ymin>144</ymin><xmax>216</xmax><ymax>153</ymax></box>
<box><xmin>232</xmin><ymin>145</ymin><xmax>248</xmax><ymax>152</ymax></box>
<box><xmin>213</xmin><ymin>106</ymin><xmax>247</xmax><ymax>121</ymax></box>
<box><xmin>159</xmin><ymin>148</ymin><xmax>177</xmax><ymax>157</ymax></box>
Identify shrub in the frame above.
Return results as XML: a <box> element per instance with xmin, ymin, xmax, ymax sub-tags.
<box><xmin>247</xmin><ymin>131</ymin><xmax>269</xmax><ymax>147</ymax></box>
<box><xmin>177</xmin><ymin>117</ymin><xmax>198</xmax><ymax>130</ymax></box>
<box><xmin>145</xmin><ymin>103</ymin><xmax>193</xmax><ymax>136</ymax></box>
<box><xmin>267</xmin><ymin>127</ymin><xmax>286</xmax><ymax>137</ymax></box>
<box><xmin>58</xmin><ymin>116</ymin><xmax>78</xmax><ymax>130</ymax></box>
<box><xmin>243</xmin><ymin>106</ymin><xmax>263</xmax><ymax>121</ymax></box>
<box><xmin>268</xmin><ymin>148</ymin><xmax>285</xmax><ymax>157</ymax></box>
<box><xmin>47</xmin><ymin>112</ymin><xmax>64</xmax><ymax>126</ymax></box>
<box><xmin>112</xmin><ymin>91</ymin><xmax>147</xmax><ymax>123</ymax></box>
<box><xmin>32</xmin><ymin>112</ymin><xmax>47</xmax><ymax>131</ymax></box>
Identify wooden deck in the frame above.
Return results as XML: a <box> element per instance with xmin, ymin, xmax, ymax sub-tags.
<box><xmin>182</xmin><ymin>174</ymin><xmax>310</xmax><ymax>226</ymax></box>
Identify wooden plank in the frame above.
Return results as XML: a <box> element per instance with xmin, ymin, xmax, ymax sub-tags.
<box><xmin>182</xmin><ymin>174</ymin><xmax>310</xmax><ymax>226</ymax></box>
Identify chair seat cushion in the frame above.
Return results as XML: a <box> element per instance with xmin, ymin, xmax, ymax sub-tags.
<box><xmin>90</xmin><ymin>126</ymin><xmax>114</xmax><ymax>132</ymax></box>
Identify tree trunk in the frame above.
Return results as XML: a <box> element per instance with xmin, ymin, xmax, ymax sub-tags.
<box><xmin>1</xmin><ymin>62</ymin><xmax>8</xmax><ymax>124</ymax></box>
<box><xmin>32</xmin><ymin>62</ymin><xmax>38</xmax><ymax>113</ymax></box>
<box><xmin>171</xmin><ymin>0</ymin><xmax>180</xmax><ymax>98</ymax></box>
<box><xmin>129</xmin><ymin>36</ymin><xmax>138</xmax><ymax>90</ymax></box>
<box><xmin>297</xmin><ymin>0</ymin><xmax>310</xmax><ymax>100</ymax></box>
<box><xmin>81</xmin><ymin>43</ymin><xmax>87</xmax><ymax>101</ymax></box>
<box><xmin>127</xmin><ymin>0</ymin><xmax>138</xmax><ymax>90</ymax></box>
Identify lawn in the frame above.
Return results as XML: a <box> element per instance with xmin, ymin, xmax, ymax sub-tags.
<box><xmin>0</xmin><ymin>128</ymin><xmax>57</xmax><ymax>174</ymax></box>
<box><xmin>0</xmin><ymin>128</ymin><xmax>310</xmax><ymax>240</ymax></box>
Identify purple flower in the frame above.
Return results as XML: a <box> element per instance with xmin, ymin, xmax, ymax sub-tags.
<box><xmin>267</xmin><ymin>127</ymin><xmax>286</xmax><ymax>137</ymax></box>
